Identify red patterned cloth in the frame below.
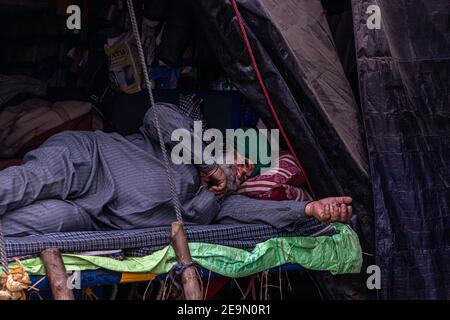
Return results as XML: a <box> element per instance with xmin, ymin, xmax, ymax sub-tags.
<box><xmin>238</xmin><ymin>152</ymin><xmax>313</xmax><ymax>201</ymax></box>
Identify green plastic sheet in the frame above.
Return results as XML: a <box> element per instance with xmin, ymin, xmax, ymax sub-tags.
<box><xmin>11</xmin><ymin>223</ymin><xmax>362</xmax><ymax>277</ymax></box>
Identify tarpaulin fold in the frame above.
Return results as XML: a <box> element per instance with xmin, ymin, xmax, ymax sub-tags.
<box><xmin>192</xmin><ymin>0</ymin><xmax>374</xmax><ymax>251</ymax></box>
<box><xmin>351</xmin><ymin>0</ymin><xmax>450</xmax><ymax>299</ymax></box>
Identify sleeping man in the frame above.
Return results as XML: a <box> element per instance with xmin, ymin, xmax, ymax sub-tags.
<box><xmin>0</xmin><ymin>102</ymin><xmax>352</xmax><ymax>236</ymax></box>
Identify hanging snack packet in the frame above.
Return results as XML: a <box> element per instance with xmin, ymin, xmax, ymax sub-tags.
<box><xmin>104</xmin><ymin>32</ymin><xmax>142</xmax><ymax>94</ymax></box>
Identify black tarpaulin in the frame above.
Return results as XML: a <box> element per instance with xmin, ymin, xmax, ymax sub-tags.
<box><xmin>352</xmin><ymin>0</ymin><xmax>450</xmax><ymax>299</ymax></box>
<box><xmin>192</xmin><ymin>0</ymin><xmax>374</xmax><ymax>251</ymax></box>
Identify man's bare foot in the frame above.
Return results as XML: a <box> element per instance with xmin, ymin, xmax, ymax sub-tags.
<box><xmin>305</xmin><ymin>196</ymin><xmax>353</xmax><ymax>223</ymax></box>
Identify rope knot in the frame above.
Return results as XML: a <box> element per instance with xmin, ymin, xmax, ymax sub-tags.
<box><xmin>166</xmin><ymin>262</ymin><xmax>197</xmax><ymax>290</ymax></box>
<box><xmin>0</xmin><ymin>260</ymin><xmax>31</xmax><ymax>300</ymax></box>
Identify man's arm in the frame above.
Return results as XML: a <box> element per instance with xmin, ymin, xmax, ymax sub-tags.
<box><xmin>216</xmin><ymin>194</ymin><xmax>353</xmax><ymax>230</ymax></box>
<box><xmin>216</xmin><ymin>194</ymin><xmax>312</xmax><ymax>231</ymax></box>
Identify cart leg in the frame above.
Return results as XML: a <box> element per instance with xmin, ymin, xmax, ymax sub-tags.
<box><xmin>40</xmin><ymin>248</ymin><xmax>75</xmax><ymax>300</ymax></box>
<box><xmin>171</xmin><ymin>221</ymin><xmax>202</xmax><ymax>300</ymax></box>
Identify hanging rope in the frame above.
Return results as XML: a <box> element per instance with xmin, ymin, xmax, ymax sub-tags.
<box><xmin>0</xmin><ymin>221</ymin><xmax>31</xmax><ymax>300</ymax></box>
<box><xmin>126</xmin><ymin>0</ymin><xmax>184</xmax><ymax>222</ymax></box>
<box><xmin>0</xmin><ymin>221</ymin><xmax>8</xmax><ymax>275</ymax></box>
<box><xmin>0</xmin><ymin>260</ymin><xmax>30</xmax><ymax>300</ymax></box>
<box><xmin>230</xmin><ymin>0</ymin><xmax>317</xmax><ymax>199</ymax></box>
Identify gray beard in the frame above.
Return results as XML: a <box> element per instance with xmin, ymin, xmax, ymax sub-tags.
<box><xmin>219</xmin><ymin>164</ymin><xmax>241</xmax><ymax>193</ymax></box>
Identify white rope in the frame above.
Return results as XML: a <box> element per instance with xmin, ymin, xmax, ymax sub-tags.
<box><xmin>126</xmin><ymin>0</ymin><xmax>183</xmax><ymax>222</ymax></box>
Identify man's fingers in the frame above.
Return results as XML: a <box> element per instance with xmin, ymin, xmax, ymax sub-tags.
<box><xmin>217</xmin><ymin>192</ymin><xmax>226</xmax><ymax>198</ymax></box>
<box><xmin>321</xmin><ymin>204</ymin><xmax>331</xmax><ymax>223</ymax></box>
<box><xmin>347</xmin><ymin>205</ymin><xmax>353</xmax><ymax>220</ymax></box>
<box><xmin>335</xmin><ymin>196</ymin><xmax>352</xmax><ymax>204</ymax></box>
<box><xmin>210</xmin><ymin>187</ymin><xmax>225</xmax><ymax>197</ymax></box>
<box><xmin>331</xmin><ymin>203</ymin><xmax>340</xmax><ymax>221</ymax></box>
<box><xmin>210</xmin><ymin>186</ymin><xmax>226</xmax><ymax>193</ymax></box>
<box><xmin>210</xmin><ymin>179</ymin><xmax>226</xmax><ymax>190</ymax></box>
<box><xmin>210</xmin><ymin>180</ymin><xmax>227</xmax><ymax>198</ymax></box>
<box><xmin>339</xmin><ymin>203</ymin><xmax>348</xmax><ymax>221</ymax></box>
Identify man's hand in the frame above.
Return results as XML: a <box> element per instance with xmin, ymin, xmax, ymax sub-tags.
<box><xmin>200</xmin><ymin>166</ymin><xmax>227</xmax><ymax>198</ymax></box>
<box><xmin>305</xmin><ymin>196</ymin><xmax>353</xmax><ymax>223</ymax></box>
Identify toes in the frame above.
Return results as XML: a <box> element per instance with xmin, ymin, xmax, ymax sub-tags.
<box><xmin>339</xmin><ymin>203</ymin><xmax>347</xmax><ymax>221</ymax></box>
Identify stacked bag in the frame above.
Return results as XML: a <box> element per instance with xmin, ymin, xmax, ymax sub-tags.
<box><xmin>0</xmin><ymin>99</ymin><xmax>103</xmax><ymax>159</ymax></box>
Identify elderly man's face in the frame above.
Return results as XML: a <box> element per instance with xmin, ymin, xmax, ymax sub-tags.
<box><xmin>219</xmin><ymin>152</ymin><xmax>255</xmax><ymax>192</ymax></box>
